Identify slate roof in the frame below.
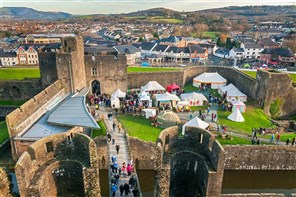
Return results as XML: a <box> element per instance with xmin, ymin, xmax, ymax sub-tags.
<box><xmin>0</xmin><ymin>51</ymin><xmax>17</xmax><ymax>57</ymax></box>
<box><xmin>188</xmin><ymin>45</ymin><xmax>206</xmax><ymax>53</ymax></box>
<box><xmin>166</xmin><ymin>46</ymin><xmax>190</xmax><ymax>54</ymax></box>
<box><xmin>138</xmin><ymin>42</ymin><xmax>157</xmax><ymax>51</ymax></box>
<box><xmin>158</xmin><ymin>35</ymin><xmax>182</xmax><ymax>43</ymax></box>
<box><xmin>152</xmin><ymin>44</ymin><xmax>169</xmax><ymax>52</ymax></box>
<box><xmin>114</xmin><ymin>45</ymin><xmax>140</xmax><ymax>54</ymax></box>
<box><xmin>231</xmin><ymin>47</ymin><xmax>244</xmax><ymax>53</ymax></box>
<box><xmin>259</xmin><ymin>38</ymin><xmax>279</xmax><ymax>47</ymax></box>
<box><xmin>260</xmin><ymin>47</ymin><xmax>295</xmax><ymax>57</ymax></box>
<box><xmin>257</xmin><ymin>28</ymin><xmax>282</xmax><ymax>33</ymax></box>
<box><xmin>215</xmin><ymin>47</ymin><xmax>230</xmax><ymax>55</ymax></box>
<box><xmin>243</xmin><ymin>43</ymin><xmax>263</xmax><ymax>49</ymax></box>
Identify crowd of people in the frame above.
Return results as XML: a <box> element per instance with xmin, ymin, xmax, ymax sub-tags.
<box><xmin>110</xmin><ymin>154</ymin><xmax>139</xmax><ymax>196</ymax></box>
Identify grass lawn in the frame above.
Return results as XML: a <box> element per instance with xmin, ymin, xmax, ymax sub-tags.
<box><xmin>91</xmin><ymin>120</ymin><xmax>107</xmax><ymax>138</ymax></box>
<box><xmin>190</xmin><ymin>105</ymin><xmax>207</xmax><ymax>111</ymax></box>
<box><xmin>259</xmin><ymin>132</ymin><xmax>296</xmax><ymax>143</ymax></box>
<box><xmin>242</xmin><ymin>70</ymin><xmax>257</xmax><ymax>78</ymax></box>
<box><xmin>116</xmin><ymin>114</ymin><xmax>162</xmax><ymax>142</ymax></box>
<box><xmin>0</xmin><ymin>100</ymin><xmax>27</xmax><ymax>106</ymax></box>
<box><xmin>0</xmin><ymin>121</ymin><xmax>9</xmax><ymax>144</ymax></box>
<box><xmin>289</xmin><ymin>73</ymin><xmax>296</xmax><ymax>83</ymax></box>
<box><xmin>0</xmin><ymin>67</ymin><xmax>40</xmax><ymax>80</ymax></box>
<box><xmin>183</xmin><ymin>83</ymin><xmax>199</xmax><ymax>93</ymax></box>
<box><xmin>216</xmin><ymin>135</ymin><xmax>252</xmax><ymax>145</ymax></box>
<box><xmin>217</xmin><ymin>106</ymin><xmax>274</xmax><ymax>135</ymax></box>
<box><xmin>202</xmin><ymin>32</ymin><xmax>221</xmax><ymax>39</ymax></box>
<box><xmin>127</xmin><ymin>67</ymin><xmax>180</xmax><ymax>73</ymax></box>
<box><xmin>150</xmin><ymin>18</ymin><xmax>183</xmax><ymax>24</ymax></box>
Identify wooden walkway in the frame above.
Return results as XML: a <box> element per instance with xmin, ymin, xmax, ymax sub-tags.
<box><xmin>98</xmin><ymin>107</ymin><xmax>142</xmax><ymax>197</ymax></box>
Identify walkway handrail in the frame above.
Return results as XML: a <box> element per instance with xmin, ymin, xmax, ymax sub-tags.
<box><xmin>102</xmin><ymin>117</ymin><xmax>112</xmax><ymax>197</ymax></box>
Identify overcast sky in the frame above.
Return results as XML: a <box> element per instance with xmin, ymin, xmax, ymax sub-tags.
<box><xmin>1</xmin><ymin>0</ymin><xmax>295</xmax><ymax>15</ymax></box>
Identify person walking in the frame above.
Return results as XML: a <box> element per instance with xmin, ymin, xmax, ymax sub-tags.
<box><xmin>276</xmin><ymin>133</ymin><xmax>280</xmax><ymax>143</ymax></box>
<box><xmin>127</xmin><ymin>164</ymin><xmax>133</xmax><ymax>176</ymax></box>
<box><xmin>292</xmin><ymin>137</ymin><xmax>296</xmax><ymax>146</ymax></box>
<box><xmin>118</xmin><ymin>123</ymin><xmax>122</xmax><ymax>133</ymax></box>
<box><xmin>120</xmin><ymin>184</ymin><xmax>124</xmax><ymax>196</ymax></box>
<box><xmin>112</xmin><ymin>138</ymin><xmax>115</xmax><ymax>145</ymax></box>
<box><xmin>132</xmin><ymin>188</ymin><xmax>139</xmax><ymax>197</ymax></box>
<box><xmin>270</xmin><ymin>134</ymin><xmax>275</xmax><ymax>143</ymax></box>
<box><xmin>111</xmin><ymin>155</ymin><xmax>117</xmax><ymax>163</ymax></box>
<box><xmin>122</xmin><ymin>162</ymin><xmax>127</xmax><ymax>178</ymax></box>
<box><xmin>286</xmin><ymin>138</ymin><xmax>290</xmax><ymax>145</ymax></box>
<box><xmin>116</xmin><ymin>144</ymin><xmax>120</xmax><ymax>154</ymax></box>
<box><xmin>129</xmin><ymin>175</ymin><xmax>136</xmax><ymax>189</ymax></box>
<box><xmin>111</xmin><ymin>183</ymin><xmax>117</xmax><ymax>197</ymax></box>
<box><xmin>123</xmin><ymin>182</ymin><xmax>130</xmax><ymax>196</ymax></box>
<box><xmin>112</xmin><ymin>122</ymin><xmax>116</xmax><ymax>132</ymax></box>
<box><xmin>113</xmin><ymin>162</ymin><xmax>118</xmax><ymax>173</ymax></box>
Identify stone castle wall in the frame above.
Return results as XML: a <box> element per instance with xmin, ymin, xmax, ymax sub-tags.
<box><xmin>127</xmin><ymin>70</ymin><xmax>184</xmax><ymax>90</ymax></box>
<box><xmin>128</xmin><ymin>136</ymin><xmax>155</xmax><ymax>169</ymax></box>
<box><xmin>154</xmin><ymin>126</ymin><xmax>225</xmax><ymax>197</ymax></box>
<box><xmin>0</xmin><ymin>79</ymin><xmax>44</xmax><ymax>101</ymax></box>
<box><xmin>0</xmin><ymin>168</ymin><xmax>12</xmax><ymax>197</ymax></box>
<box><xmin>224</xmin><ymin>145</ymin><xmax>296</xmax><ymax>170</ymax></box>
<box><xmin>15</xmin><ymin>129</ymin><xmax>101</xmax><ymax>197</ymax></box>
<box><xmin>84</xmin><ymin>55</ymin><xmax>128</xmax><ymax>95</ymax></box>
<box><xmin>6</xmin><ymin>80</ymin><xmax>65</xmax><ymax>160</ymax></box>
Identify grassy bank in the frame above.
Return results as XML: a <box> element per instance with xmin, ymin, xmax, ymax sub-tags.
<box><xmin>92</xmin><ymin>120</ymin><xmax>107</xmax><ymax>138</ymax></box>
<box><xmin>117</xmin><ymin>114</ymin><xmax>162</xmax><ymax>142</ymax></box>
<box><xmin>242</xmin><ymin>70</ymin><xmax>257</xmax><ymax>78</ymax></box>
<box><xmin>0</xmin><ymin>67</ymin><xmax>40</xmax><ymax>80</ymax></box>
<box><xmin>217</xmin><ymin>106</ymin><xmax>274</xmax><ymax>135</ymax></box>
<box><xmin>0</xmin><ymin>121</ymin><xmax>9</xmax><ymax>144</ymax></box>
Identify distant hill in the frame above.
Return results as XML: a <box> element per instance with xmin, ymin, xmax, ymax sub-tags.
<box><xmin>125</xmin><ymin>7</ymin><xmax>180</xmax><ymax>17</ymax></box>
<box><xmin>0</xmin><ymin>7</ymin><xmax>72</xmax><ymax>20</ymax></box>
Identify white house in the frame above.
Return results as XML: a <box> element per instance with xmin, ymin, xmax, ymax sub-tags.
<box><xmin>0</xmin><ymin>52</ymin><xmax>18</xmax><ymax>66</ymax></box>
<box><xmin>241</xmin><ymin>43</ymin><xmax>264</xmax><ymax>59</ymax></box>
<box><xmin>229</xmin><ymin>47</ymin><xmax>244</xmax><ymax>60</ymax></box>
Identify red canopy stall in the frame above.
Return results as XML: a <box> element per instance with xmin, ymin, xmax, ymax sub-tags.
<box><xmin>167</xmin><ymin>84</ymin><xmax>180</xmax><ymax>93</ymax></box>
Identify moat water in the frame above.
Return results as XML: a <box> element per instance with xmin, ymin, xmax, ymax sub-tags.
<box><xmin>99</xmin><ymin>169</ymin><xmax>296</xmax><ymax>196</ymax></box>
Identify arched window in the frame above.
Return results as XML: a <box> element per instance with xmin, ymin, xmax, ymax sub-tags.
<box><xmin>91</xmin><ymin>67</ymin><xmax>97</xmax><ymax>76</ymax></box>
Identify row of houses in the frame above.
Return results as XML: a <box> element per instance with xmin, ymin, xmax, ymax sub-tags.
<box><xmin>0</xmin><ymin>45</ymin><xmax>39</xmax><ymax>66</ymax></box>
<box><xmin>214</xmin><ymin>36</ymin><xmax>295</xmax><ymax>65</ymax></box>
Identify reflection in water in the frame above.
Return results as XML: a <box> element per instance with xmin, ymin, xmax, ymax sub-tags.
<box><xmin>137</xmin><ymin>170</ymin><xmax>155</xmax><ymax>197</ymax></box>
<box><xmin>222</xmin><ymin>170</ymin><xmax>296</xmax><ymax>195</ymax></box>
<box><xmin>100</xmin><ymin>170</ymin><xmax>109</xmax><ymax>197</ymax></box>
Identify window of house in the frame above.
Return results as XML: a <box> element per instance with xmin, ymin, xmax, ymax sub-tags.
<box><xmin>45</xmin><ymin>141</ymin><xmax>54</xmax><ymax>153</ymax></box>
<box><xmin>91</xmin><ymin>67</ymin><xmax>98</xmax><ymax>76</ymax></box>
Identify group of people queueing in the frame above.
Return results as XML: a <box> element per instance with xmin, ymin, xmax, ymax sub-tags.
<box><xmin>111</xmin><ymin>155</ymin><xmax>139</xmax><ymax>196</ymax></box>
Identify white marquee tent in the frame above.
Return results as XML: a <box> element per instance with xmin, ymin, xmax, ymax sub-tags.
<box><xmin>227</xmin><ymin>108</ymin><xmax>245</xmax><ymax>122</ymax></box>
<box><xmin>193</xmin><ymin>72</ymin><xmax>227</xmax><ymax>89</ymax></box>
<box><xmin>156</xmin><ymin>92</ymin><xmax>180</xmax><ymax>102</ymax></box>
<box><xmin>142</xmin><ymin>108</ymin><xmax>157</xmax><ymax>119</ymax></box>
<box><xmin>111</xmin><ymin>89</ymin><xmax>126</xmax><ymax>98</ymax></box>
<box><xmin>180</xmin><ymin>92</ymin><xmax>208</xmax><ymax>106</ymax></box>
<box><xmin>218</xmin><ymin>83</ymin><xmax>247</xmax><ymax>102</ymax></box>
<box><xmin>141</xmin><ymin>81</ymin><xmax>165</xmax><ymax>92</ymax></box>
<box><xmin>182</xmin><ymin>117</ymin><xmax>209</xmax><ymax>135</ymax></box>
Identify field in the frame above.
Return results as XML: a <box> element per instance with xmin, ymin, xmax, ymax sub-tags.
<box><xmin>289</xmin><ymin>73</ymin><xmax>296</xmax><ymax>83</ymax></box>
<box><xmin>216</xmin><ymin>135</ymin><xmax>252</xmax><ymax>145</ymax></box>
<box><xmin>217</xmin><ymin>106</ymin><xmax>274</xmax><ymax>135</ymax></box>
<box><xmin>150</xmin><ymin>18</ymin><xmax>183</xmax><ymax>24</ymax></box>
<box><xmin>0</xmin><ymin>121</ymin><xmax>9</xmax><ymax>144</ymax></box>
<box><xmin>91</xmin><ymin>120</ymin><xmax>107</xmax><ymax>138</ymax></box>
<box><xmin>116</xmin><ymin>114</ymin><xmax>162</xmax><ymax>142</ymax></box>
<box><xmin>127</xmin><ymin>67</ymin><xmax>180</xmax><ymax>73</ymax></box>
<box><xmin>183</xmin><ymin>83</ymin><xmax>199</xmax><ymax>93</ymax></box>
<box><xmin>0</xmin><ymin>67</ymin><xmax>40</xmax><ymax>80</ymax></box>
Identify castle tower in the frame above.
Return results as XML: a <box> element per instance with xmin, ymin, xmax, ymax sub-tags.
<box><xmin>39</xmin><ymin>36</ymin><xmax>86</xmax><ymax>93</ymax></box>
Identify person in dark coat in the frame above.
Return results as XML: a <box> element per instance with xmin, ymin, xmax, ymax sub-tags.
<box><xmin>292</xmin><ymin>137</ymin><xmax>296</xmax><ymax>146</ymax></box>
<box><xmin>286</xmin><ymin>138</ymin><xmax>290</xmax><ymax>145</ymax></box>
<box><xmin>123</xmin><ymin>182</ymin><xmax>130</xmax><ymax>195</ymax></box>
<box><xmin>129</xmin><ymin>176</ymin><xmax>136</xmax><ymax>189</ymax></box>
<box><xmin>132</xmin><ymin>188</ymin><xmax>139</xmax><ymax>197</ymax></box>
<box><xmin>119</xmin><ymin>184</ymin><xmax>124</xmax><ymax>196</ymax></box>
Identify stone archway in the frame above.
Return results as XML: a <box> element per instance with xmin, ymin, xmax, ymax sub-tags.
<box><xmin>170</xmin><ymin>151</ymin><xmax>207</xmax><ymax>197</ymax></box>
<box><xmin>91</xmin><ymin>80</ymin><xmax>101</xmax><ymax>96</ymax></box>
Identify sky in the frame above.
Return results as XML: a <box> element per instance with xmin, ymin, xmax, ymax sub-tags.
<box><xmin>1</xmin><ymin>0</ymin><xmax>295</xmax><ymax>15</ymax></box>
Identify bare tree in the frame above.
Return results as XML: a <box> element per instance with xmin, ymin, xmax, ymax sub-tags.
<box><xmin>193</xmin><ymin>23</ymin><xmax>209</xmax><ymax>38</ymax></box>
